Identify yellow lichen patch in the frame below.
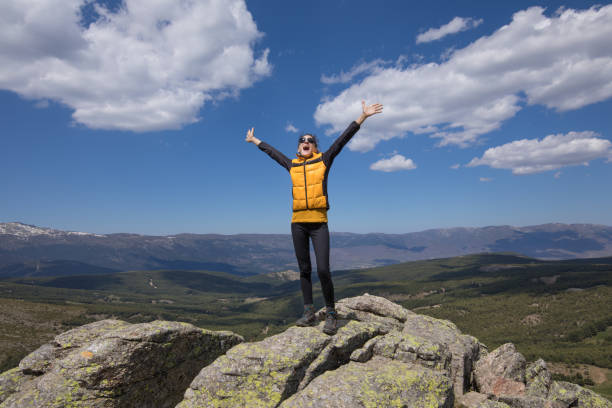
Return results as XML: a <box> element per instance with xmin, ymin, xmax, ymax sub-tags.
<box><xmin>282</xmin><ymin>358</ymin><xmax>452</xmax><ymax>408</ymax></box>
<box><xmin>1</xmin><ymin>367</ymin><xmax>22</xmax><ymax>385</ymax></box>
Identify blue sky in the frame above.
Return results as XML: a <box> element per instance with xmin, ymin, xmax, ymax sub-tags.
<box><xmin>1</xmin><ymin>0</ymin><xmax>611</xmax><ymax>235</ymax></box>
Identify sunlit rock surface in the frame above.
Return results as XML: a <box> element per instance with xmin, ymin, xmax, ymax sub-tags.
<box><xmin>0</xmin><ymin>320</ymin><xmax>242</xmax><ymax>407</ymax></box>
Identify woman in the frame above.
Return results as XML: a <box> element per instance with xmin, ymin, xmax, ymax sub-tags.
<box><xmin>245</xmin><ymin>101</ymin><xmax>383</xmax><ymax>334</ymax></box>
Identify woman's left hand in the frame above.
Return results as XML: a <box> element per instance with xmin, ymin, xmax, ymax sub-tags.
<box><xmin>362</xmin><ymin>101</ymin><xmax>383</xmax><ymax>117</ymax></box>
<box><xmin>356</xmin><ymin>101</ymin><xmax>383</xmax><ymax>124</ymax></box>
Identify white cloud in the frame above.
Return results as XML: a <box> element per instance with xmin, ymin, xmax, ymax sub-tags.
<box><xmin>0</xmin><ymin>0</ymin><xmax>271</xmax><ymax>132</ymax></box>
<box><xmin>285</xmin><ymin>123</ymin><xmax>298</xmax><ymax>133</ymax></box>
<box><xmin>416</xmin><ymin>17</ymin><xmax>483</xmax><ymax>44</ymax></box>
<box><xmin>479</xmin><ymin>177</ymin><xmax>492</xmax><ymax>182</ymax></box>
<box><xmin>467</xmin><ymin>131</ymin><xmax>612</xmax><ymax>174</ymax></box>
<box><xmin>370</xmin><ymin>154</ymin><xmax>416</xmax><ymax>172</ymax></box>
<box><xmin>450</xmin><ymin>163</ymin><xmax>460</xmax><ymax>169</ymax></box>
<box><xmin>554</xmin><ymin>171</ymin><xmax>562</xmax><ymax>179</ymax></box>
<box><xmin>321</xmin><ymin>59</ymin><xmax>387</xmax><ymax>85</ymax></box>
<box><xmin>315</xmin><ymin>6</ymin><xmax>612</xmax><ymax>151</ymax></box>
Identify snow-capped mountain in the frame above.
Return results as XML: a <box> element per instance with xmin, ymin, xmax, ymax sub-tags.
<box><xmin>0</xmin><ymin>222</ymin><xmax>105</xmax><ymax>239</ymax></box>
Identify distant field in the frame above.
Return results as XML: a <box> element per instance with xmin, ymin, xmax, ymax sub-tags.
<box><xmin>1</xmin><ymin>253</ymin><xmax>611</xmax><ymax>397</ymax></box>
<box><xmin>0</xmin><ymin>298</ymin><xmax>86</xmax><ymax>370</ymax></box>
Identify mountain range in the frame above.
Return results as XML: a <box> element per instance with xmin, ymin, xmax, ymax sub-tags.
<box><xmin>1</xmin><ymin>222</ymin><xmax>612</xmax><ymax>276</ymax></box>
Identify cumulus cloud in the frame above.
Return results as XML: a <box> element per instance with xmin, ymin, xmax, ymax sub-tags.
<box><xmin>370</xmin><ymin>154</ymin><xmax>416</xmax><ymax>172</ymax></box>
<box><xmin>285</xmin><ymin>123</ymin><xmax>298</xmax><ymax>133</ymax></box>
<box><xmin>467</xmin><ymin>131</ymin><xmax>612</xmax><ymax>174</ymax></box>
<box><xmin>479</xmin><ymin>177</ymin><xmax>492</xmax><ymax>182</ymax></box>
<box><xmin>0</xmin><ymin>0</ymin><xmax>271</xmax><ymax>132</ymax></box>
<box><xmin>315</xmin><ymin>6</ymin><xmax>612</xmax><ymax>151</ymax></box>
<box><xmin>416</xmin><ymin>17</ymin><xmax>483</xmax><ymax>44</ymax></box>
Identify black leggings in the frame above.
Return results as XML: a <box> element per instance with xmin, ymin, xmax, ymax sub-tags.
<box><xmin>291</xmin><ymin>222</ymin><xmax>334</xmax><ymax>308</ymax></box>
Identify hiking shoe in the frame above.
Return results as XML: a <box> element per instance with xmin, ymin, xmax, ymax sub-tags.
<box><xmin>322</xmin><ymin>310</ymin><xmax>337</xmax><ymax>335</ymax></box>
<box><xmin>296</xmin><ymin>306</ymin><xmax>316</xmax><ymax>327</ymax></box>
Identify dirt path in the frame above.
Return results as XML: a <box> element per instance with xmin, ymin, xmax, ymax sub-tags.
<box><xmin>547</xmin><ymin>362</ymin><xmax>610</xmax><ymax>384</ymax></box>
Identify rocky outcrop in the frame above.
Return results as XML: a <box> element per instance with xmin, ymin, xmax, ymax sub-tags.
<box><xmin>525</xmin><ymin>359</ymin><xmax>552</xmax><ymax>398</ymax></box>
<box><xmin>467</xmin><ymin>342</ymin><xmax>612</xmax><ymax>408</ymax></box>
<box><xmin>548</xmin><ymin>381</ymin><xmax>612</xmax><ymax>407</ymax></box>
<box><xmin>179</xmin><ymin>294</ymin><xmax>480</xmax><ymax>407</ymax></box>
<box><xmin>179</xmin><ymin>294</ymin><xmax>610</xmax><ymax>408</ymax></box>
<box><xmin>402</xmin><ymin>311</ymin><xmax>482</xmax><ymax>396</ymax></box>
<box><xmin>0</xmin><ymin>320</ymin><xmax>242</xmax><ymax>407</ymax></box>
<box><xmin>474</xmin><ymin>343</ymin><xmax>527</xmax><ymax>397</ymax></box>
<box><xmin>1</xmin><ymin>294</ymin><xmax>610</xmax><ymax>408</ymax></box>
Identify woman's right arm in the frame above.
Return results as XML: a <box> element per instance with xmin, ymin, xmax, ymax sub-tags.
<box><xmin>246</xmin><ymin>127</ymin><xmax>292</xmax><ymax>171</ymax></box>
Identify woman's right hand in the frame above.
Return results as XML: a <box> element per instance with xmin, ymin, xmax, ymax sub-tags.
<box><xmin>245</xmin><ymin>127</ymin><xmax>254</xmax><ymax>142</ymax></box>
<box><xmin>245</xmin><ymin>127</ymin><xmax>261</xmax><ymax>145</ymax></box>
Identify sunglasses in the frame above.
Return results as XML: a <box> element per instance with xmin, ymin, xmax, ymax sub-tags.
<box><xmin>299</xmin><ymin>137</ymin><xmax>316</xmax><ymax>144</ymax></box>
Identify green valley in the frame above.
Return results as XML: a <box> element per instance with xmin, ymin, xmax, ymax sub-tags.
<box><xmin>1</xmin><ymin>253</ymin><xmax>611</xmax><ymax>397</ymax></box>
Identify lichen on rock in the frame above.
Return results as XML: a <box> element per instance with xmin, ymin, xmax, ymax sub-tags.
<box><xmin>525</xmin><ymin>359</ymin><xmax>552</xmax><ymax>399</ymax></box>
<box><xmin>19</xmin><ymin>319</ymin><xmax>130</xmax><ymax>376</ymax></box>
<box><xmin>366</xmin><ymin>329</ymin><xmax>452</xmax><ymax>372</ymax></box>
<box><xmin>0</xmin><ymin>320</ymin><xmax>242</xmax><ymax>408</ymax></box>
<box><xmin>0</xmin><ymin>368</ymin><xmax>32</xmax><ymax>404</ymax></box>
<box><xmin>177</xmin><ymin>326</ymin><xmax>332</xmax><ymax>408</ymax></box>
<box><xmin>279</xmin><ymin>357</ymin><xmax>454</xmax><ymax>408</ymax></box>
<box><xmin>402</xmin><ymin>310</ymin><xmax>482</xmax><ymax>395</ymax></box>
<box><xmin>548</xmin><ymin>380</ymin><xmax>612</xmax><ymax>407</ymax></box>
<box><xmin>297</xmin><ymin>320</ymin><xmax>385</xmax><ymax>390</ymax></box>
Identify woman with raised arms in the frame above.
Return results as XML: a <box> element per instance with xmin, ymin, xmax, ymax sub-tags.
<box><xmin>245</xmin><ymin>101</ymin><xmax>383</xmax><ymax>334</ymax></box>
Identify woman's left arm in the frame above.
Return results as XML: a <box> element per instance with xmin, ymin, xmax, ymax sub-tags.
<box><xmin>324</xmin><ymin>101</ymin><xmax>383</xmax><ymax>164</ymax></box>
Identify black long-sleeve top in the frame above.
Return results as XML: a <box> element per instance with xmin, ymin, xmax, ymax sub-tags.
<box><xmin>257</xmin><ymin>121</ymin><xmax>360</xmax><ymax>172</ymax></box>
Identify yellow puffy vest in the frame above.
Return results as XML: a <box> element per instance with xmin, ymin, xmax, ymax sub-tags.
<box><xmin>290</xmin><ymin>152</ymin><xmax>329</xmax><ymax>211</ymax></box>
